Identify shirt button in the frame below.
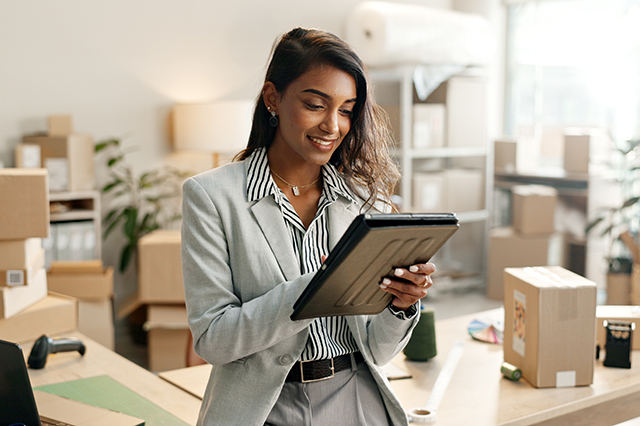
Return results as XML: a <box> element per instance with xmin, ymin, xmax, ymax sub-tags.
<box><xmin>279</xmin><ymin>355</ymin><xmax>293</xmax><ymax>365</ymax></box>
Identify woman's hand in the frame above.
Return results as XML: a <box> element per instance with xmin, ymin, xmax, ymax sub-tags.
<box><xmin>379</xmin><ymin>263</ymin><xmax>436</xmax><ymax>311</ymax></box>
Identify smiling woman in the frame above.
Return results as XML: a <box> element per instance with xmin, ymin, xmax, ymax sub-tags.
<box><xmin>181</xmin><ymin>27</ymin><xmax>436</xmax><ymax>426</ymax></box>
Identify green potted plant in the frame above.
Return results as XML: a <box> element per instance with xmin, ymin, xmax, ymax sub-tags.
<box><xmin>95</xmin><ymin>138</ymin><xmax>189</xmax><ymax>273</ymax></box>
<box><xmin>587</xmin><ymin>137</ymin><xmax>640</xmax><ymax>304</ymax></box>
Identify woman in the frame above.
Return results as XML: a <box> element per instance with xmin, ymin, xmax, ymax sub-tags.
<box><xmin>181</xmin><ymin>27</ymin><xmax>436</xmax><ymax>426</ymax></box>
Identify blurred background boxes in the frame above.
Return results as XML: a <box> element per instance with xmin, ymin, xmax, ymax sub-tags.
<box><xmin>0</xmin><ymin>168</ymin><xmax>49</xmax><ymax>240</ymax></box>
<box><xmin>144</xmin><ymin>304</ymin><xmax>190</xmax><ymax>372</ymax></box>
<box><xmin>412</xmin><ymin>104</ymin><xmax>445</xmax><ymax>148</ymax></box>
<box><xmin>138</xmin><ymin>230</ymin><xmax>184</xmax><ymax>304</ymax></box>
<box><xmin>47</xmin><ymin>260</ymin><xmax>115</xmax><ymax>349</ymax></box>
<box><xmin>511</xmin><ymin>185</ymin><xmax>557</xmax><ymax>235</ymax></box>
<box><xmin>20</xmin><ymin>134</ymin><xmax>95</xmax><ymax>192</ymax></box>
<box><xmin>412</xmin><ymin>169</ymin><xmax>484</xmax><ymax>213</ymax></box>
<box><xmin>0</xmin><ymin>293</ymin><xmax>77</xmax><ymax>344</ymax></box>
<box><xmin>486</xmin><ymin>227</ymin><xmax>552</xmax><ymax>300</ymax></box>
<box><xmin>503</xmin><ymin>266</ymin><xmax>597</xmax><ymax>388</ymax></box>
<box><xmin>494</xmin><ymin>139</ymin><xmax>517</xmax><ymax>173</ymax></box>
<box><xmin>563</xmin><ymin>130</ymin><xmax>611</xmax><ymax>174</ymax></box>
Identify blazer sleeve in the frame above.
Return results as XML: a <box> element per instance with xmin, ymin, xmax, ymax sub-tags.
<box><xmin>181</xmin><ymin>177</ymin><xmax>313</xmax><ymax>366</ymax></box>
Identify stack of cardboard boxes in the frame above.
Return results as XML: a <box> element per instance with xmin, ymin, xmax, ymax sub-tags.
<box><xmin>136</xmin><ymin>230</ymin><xmax>190</xmax><ymax>372</ymax></box>
<box><xmin>0</xmin><ymin>169</ymin><xmax>78</xmax><ymax>343</ymax></box>
<box><xmin>487</xmin><ymin>184</ymin><xmax>558</xmax><ymax>300</ymax></box>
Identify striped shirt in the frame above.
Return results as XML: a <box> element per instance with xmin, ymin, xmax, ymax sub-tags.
<box><xmin>245</xmin><ymin>148</ymin><xmax>360</xmax><ymax>361</ymax></box>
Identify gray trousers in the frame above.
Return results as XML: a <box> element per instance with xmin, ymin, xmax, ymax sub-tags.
<box><xmin>265</xmin><ymin>355</ymin><xmax>392</xmax><ymax>426</ymax></box>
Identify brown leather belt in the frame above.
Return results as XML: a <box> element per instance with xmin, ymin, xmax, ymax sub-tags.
<box><xmin>285</xmin><ymin>352</ymin><xmax>364</xmax><ymax>383</ymax></box>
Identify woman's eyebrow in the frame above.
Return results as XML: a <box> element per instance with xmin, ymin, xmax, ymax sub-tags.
<box><xmin>303</xmin><ymin>88</ymin><xmax>357</xmax><ymax>103</ymax></box>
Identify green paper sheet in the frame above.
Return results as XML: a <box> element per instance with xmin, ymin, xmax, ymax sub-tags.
<box><xmin>35</xmin><ymin>375</ymin><xmax>191</xmax><ymax>426</ymax></box>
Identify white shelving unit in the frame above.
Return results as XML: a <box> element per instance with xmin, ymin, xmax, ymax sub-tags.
<box><xmin>371</xmin><ymin>65</ymin><xmax>493</xmax><ymax>288</ymax></box>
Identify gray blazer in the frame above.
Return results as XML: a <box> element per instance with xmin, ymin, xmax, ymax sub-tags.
<box><xmin>181</xmin><ymin>158</ymin><xmax>418</xmax><ymax>426</ymax></box>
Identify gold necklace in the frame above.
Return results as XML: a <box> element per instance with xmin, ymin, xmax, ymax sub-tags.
<box><xmin>270</xmin><ymin>168</ymin><xmax>321</xmax><ymax>196</ymax></box>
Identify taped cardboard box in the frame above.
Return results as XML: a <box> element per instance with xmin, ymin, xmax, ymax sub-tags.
<box><xmin>511</xmin><ymin>185</ymin><xmax>557</xmax><ymax>235</ymax></box>
<box><xmin>144</xmin><ymin>304</ymin><xmax>189</xmax><ymax>372</ymax></box>
<box><xmin>78</xmin><ymin>298</ymin><xmax>114</xmax><ymax>350</ymax></box>
<box><xmin>503</xmin><ymin>266</ymin><xmax>597</xmax><ymax>388</ymax></box>
<box><xmin>0</xmin><ymin>268</ymin><xmax>48</xmax><ymax>319</ymax></box>
<box><xmin>486</xmin><ymin>227</ymin><xmax>551</xmax><ymax>300</ymax></box>
<box><xmin>138</xmin><ymin>230</ymin><xmax>184</xmax><ymax>303</ymax></box>
<box><xmin>0</xmin><ymin>238</ymin><xmax>42</xmax><ymax>270</ymax></box>
<box><xmin>0</xmin><ymin>248</ymin><xmax>45</xmax><ymax>287</ymax></box>
<box><xmin>596</xmin><ymin>305</ymin><xmax>640</xmax><ymax>350</ymax></box>
<box><xmin>47</xmin><ymin>261</ymin><xmax>114</xmax><ymax>300</ymax></box>
<box><xmin>22</xmin><ymin>134</ymin><xmax>95</xmax><ymax>192</ymax></box>
<box><xmin>0</xmin><ymin>292</ymin><xmax>77</xmax><ymax>343</ymax></box>
<box><xmin>0</xmin><ymin>169</ymin><xmax>49</xmax><ymax>240</ymax></box>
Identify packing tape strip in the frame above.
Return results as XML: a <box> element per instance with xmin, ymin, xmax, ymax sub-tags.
<box><xmin>407</xmin><ymin>340</ymin><xmax>464</xmax><ymax>423</ymax></box>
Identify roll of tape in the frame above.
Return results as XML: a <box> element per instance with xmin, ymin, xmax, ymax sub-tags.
<box><xmin>408</xmin><ymin>408</ymin><xmax>436</xmax><ymax>423</ymax></box>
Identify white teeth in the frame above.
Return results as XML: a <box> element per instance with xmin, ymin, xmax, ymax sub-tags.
<box><xmin>310</xmin><ymin>136</ymin><xmax>332</xmax><ymax>146</ymax></box>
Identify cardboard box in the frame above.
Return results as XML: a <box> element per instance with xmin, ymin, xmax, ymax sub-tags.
<box><xmin>503</xmin><ymin>266</ymin><xmax>597</xmax><ymax>388</ymax></box>
<box><xmin>48</xmin><ymin>114</ymin><xmax>73</xmax><ymax>137</ymax></box>
<box><xmin>0</xmin><ymin>168</ymin><xmax>49</xmax><ymax>240</ymax></box>
<box><xmin>22</xmin><ymin>134</ymin><xmax>95</xmax><ymax>192</ymax></box>
<box><xmin>0</xmin><ymin>248</ymin><xmax>45</xmax><ymax>287</ymax></box>
<box><xmin>563</xmin><ymin>130</ymin><xmax>611</xmax><ymax>174</ymax></box>
<box><xmin>138</xmin><ymin>230</ymin><xmax>184</xmax><ymax>303</ymax></box>
<box><xmin>78</xmin><ymin>298</ymin><xmax>114</xmax><ymax>349</ymax></box>
<box><xmin>427</xmin><ymin>76</ymin><xmax>486</xmax><ymax>147</ymax></box>
<box><xmin>0</xmin><ymin>238</ymin><xmax>42</xmax><ymax>270</ymax></box>
<box><xmin>596</xmin><ymin>305</ymin><xmax>640</xmax><ymax>350</ymax></box>
<box><xmin>487</xmin><ymin>227</ymin><xmax>551</xmax><ymax>300</ymax></box>
<box><xmin>511</xmin><ymin>185</ymin><xmax>557</xmax><ymax>235</ymax></box>
<box><xmin>0</xmin><ymin>267</ymin><xmax>48</xmax><ymax>319</ymax></box>
<box><xmin>47</xmin><ymin>264</ymin><xmax>114</xmax><ymax>300</ymax></box>
<box><xmin>607</xmin><ymin>273</ymin><xmax>631</xmax><ymax>305</ymax></box>
<box><xmin>494</xmin><ymin>139</ymin><xmax>517</xmax><ymax>173</ymax></box>
<box><xmin>14</xmin><ymin>143</ymin><xmax>42</xmax><ymax>168</ymax></box>
<box><xmin>0</xmin><ymin>292</ymin><xmax>77</xmax><ymax>343</ymax></box>
<box><xmin>144</xmin><ymin>304</ymin><xmax>189</xmax><ymax>372</ymax></box>
<box><xmin>413</xmin><ymin>169</ymin><xmax>484</xmax><ymax>213</ymax></box>
<box><xmin>413</xmin><ymin>104</ymin><xmax>445</xmax><ymax>148</ymax></box>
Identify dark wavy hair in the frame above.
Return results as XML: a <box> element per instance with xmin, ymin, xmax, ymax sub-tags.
<box><xmin>235</xmin><ymin>27</ymin><xmax>399</xmax><ymax>211</ymax></box>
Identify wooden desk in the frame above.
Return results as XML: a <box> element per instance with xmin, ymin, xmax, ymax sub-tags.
<box><xmin>160</xmin><ymin>309</ymin><xmax>640</xmax><ymax>425</ymax></box>
<box><xmin>21</xmin><ymin>331</ymin><xmax>202</xmax><ymax>425</ymax></box>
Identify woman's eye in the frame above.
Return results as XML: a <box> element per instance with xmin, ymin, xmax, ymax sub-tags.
<box><xmin>305</xmin><ymin>102</ymin><xmax>323</xmax><ymax>110</ymax></box>
<box><xmin>340</xmin><ymin>109</ymin><xmax>353</xmax><ymax>116</ymax></box>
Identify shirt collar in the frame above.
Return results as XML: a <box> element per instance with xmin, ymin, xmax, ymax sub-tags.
<box><xmin>245</xmin><ymin>147</ymin><xmax>357</xmax><ymax>205</ymax></box>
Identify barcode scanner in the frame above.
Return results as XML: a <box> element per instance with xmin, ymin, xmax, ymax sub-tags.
<box><xmin>27</xmin><ymin>334</ymin><xmax>86</xmax><ymax>369</ymax></box>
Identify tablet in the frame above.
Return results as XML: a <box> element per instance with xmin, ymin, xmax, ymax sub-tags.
<box><xmin>291</xmin><ymin>212</ymin><xmax>459</xmax><ymax>320</ymax></box>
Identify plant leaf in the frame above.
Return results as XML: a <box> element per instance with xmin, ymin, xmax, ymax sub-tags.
<box><xmin>622</xmin><ymin>196</ymin><xmax>640</xmax><ymax>209</ymax></box>
<box><xmin>123</xmin><ymin>208</ymin><xmax>138</xmax><ymax>239</ymax></box>
<box><xmin>102</xmin><ymin>180</ymin><xmax>123</xmax><ymax>193</ymax></box>
<box><xmin>119</xmin><ymin>243</ymin><xmax>136</xmax><ymax>273</ymax></box>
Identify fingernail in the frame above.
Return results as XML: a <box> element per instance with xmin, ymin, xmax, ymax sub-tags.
<box><xmin>380</xmin><ymin>278</ymin><xmax>391</xmax><ymax>288</ymax></box>
<box><xmin>409</xmin><ymin>265</ymin><xmax>418</xmax><ymax>273</ymax></box>
<box><xmin>394</xmin><ymin>269</ymin><xmax>403</xmax><ymax>277</ymax></box>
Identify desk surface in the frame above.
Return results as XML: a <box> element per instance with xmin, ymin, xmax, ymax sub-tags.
<box><xmin>22</xmin><ymin>331</ymin><xmax>202</xmax><ymax>425</ymax></box>
<box><xmin>160</xmin><ymin>309</ymin><xmax>640</xmax><ymax>426</ymax></box>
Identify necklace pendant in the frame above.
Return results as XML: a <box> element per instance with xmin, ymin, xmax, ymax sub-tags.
<box><xmin>292</xmin><ymin>186</ymin><xmax>300</xmax><ymax>196</ymax></box>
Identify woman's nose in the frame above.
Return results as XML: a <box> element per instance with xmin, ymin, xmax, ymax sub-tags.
<box><xmin>319</xmin><ymin>110</ymin><xmax>339</xmax><ymax>135</ymax></box>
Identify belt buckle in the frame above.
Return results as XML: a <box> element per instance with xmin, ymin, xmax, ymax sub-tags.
<box><xmin>300</xmin><ymin>358</ymin><xmax>334</xmax><ymax>383</ymax></box>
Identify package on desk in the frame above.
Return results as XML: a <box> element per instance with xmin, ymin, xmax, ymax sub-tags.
<box><xmin>412</xmin><ymin>169</ymin><xmax>484</xmax><ymax>213</ymax></box>
<box><xmin>21</xmin><ymin>133</ymin><xmax>95</xmax><ymax>192</ymax></box>
<box><xmin>503</xmin><ymin>266</ymin><xmax>597</xmax><ymax>388</ymax></box>
<box><xmin>144</xmin><ymin>304</ymin><xmax>190</xmax><ymax>372</ymax></box>
<box><xmin>596</xmin><ymin>305</ymin><xmax>640</xmax><ymax>350</ymax></box>
<box><xmin>0</xmin><ymin>267</ymin><xmax>48</xmax><ymax>319</ymax></box>
<box><xmin>138</xmin><ymin>230</ymin><xmax>184</xmax><ymax>303</ymax></box>
<box><xmin>0</xmin><ymin>169</ymin><xmax>49</xmax><ymax>240</ymax></box>
<box><xmin>511</xmin><ymin>185</ymin><xmax>557</xmax><ymax>235</ymax></box>
<box><xmin>0</xmin><ymin>292</ymin><xmax>77</xmax><ymax>343</ymax></box>
<box><xmin>0</xmin><ymin>248</ymin><xmax>45</xmax><ymax>287</ymax></box>
<box><xmin>486</xmin><ymin>227</ymin><xmax>551</xmax><ymax>300</ymax></box>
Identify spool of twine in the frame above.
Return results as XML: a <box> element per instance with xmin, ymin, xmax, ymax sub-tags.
<box><xmin>403</xmin><ymin>307</ymin><xmax>437</xmax><ymax>361</ymax></box>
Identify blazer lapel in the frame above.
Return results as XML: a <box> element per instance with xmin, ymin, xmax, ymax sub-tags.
<box><xmin>251</xmin><ymin>196</ymin><xmax>300</xmax><ymax>281</ymax></box>
<box><xmin>327</xmin><ymin>197</ymin><xmax>360</xmax><ymax>250</ymax></box>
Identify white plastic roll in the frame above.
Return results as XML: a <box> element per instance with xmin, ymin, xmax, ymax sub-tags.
<box><xmin>345</xmin><ymin>1</ymin><xmax>493</xmax><ymax>67</ymax></box>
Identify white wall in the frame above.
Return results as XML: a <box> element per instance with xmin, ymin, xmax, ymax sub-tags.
<box><xmin>2</xmin><ymin>0</ymin><xmax>466</xmax><ymax>304</ymax></box>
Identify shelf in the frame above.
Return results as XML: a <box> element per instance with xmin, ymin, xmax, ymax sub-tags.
<box><xmin>50</xmin><ymin>210</ymin><xmax>98</xmax><ymax>222</ymax></box>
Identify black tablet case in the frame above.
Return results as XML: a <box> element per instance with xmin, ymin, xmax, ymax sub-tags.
<box><xmin>291</xmin><ymin>213</ymin><xmax>459</xmax><ymax>320</ymax></box>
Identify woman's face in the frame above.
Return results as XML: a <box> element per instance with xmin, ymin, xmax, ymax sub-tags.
<box><xmin>266</xmin><ymin>64</ymin><xmax>357</xmax><ymax>168</ymax></box>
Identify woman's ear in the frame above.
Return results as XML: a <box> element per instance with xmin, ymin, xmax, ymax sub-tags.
<box><xmin>262</xmin><ymin>82</ymin><xmax>279</xmax><ymax>113</ymax></box>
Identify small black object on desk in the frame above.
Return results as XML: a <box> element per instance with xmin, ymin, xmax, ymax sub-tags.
<box><xmin>27</xmin><ymin>334</ymin><xmax>86</xmax><ymax>369</ymax></box>
<box><xmin>603</xmin><ymin>320</ymin><xmax>635</xmax><ymax>369</ymax></box>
